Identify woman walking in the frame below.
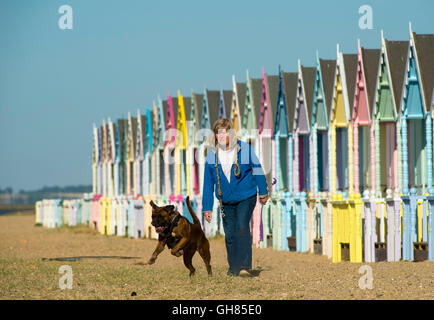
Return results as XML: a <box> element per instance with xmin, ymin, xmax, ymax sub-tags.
<box><xmin>202</xmin><ymin>119</ymin><xmax>269</xmax><ymax>277</ymax></box>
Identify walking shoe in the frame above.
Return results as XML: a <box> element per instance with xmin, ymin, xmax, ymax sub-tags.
<box><xmin>239</xmin><ymin>269</ymin><xmax>254</xmax><ymax>277</ymax></box>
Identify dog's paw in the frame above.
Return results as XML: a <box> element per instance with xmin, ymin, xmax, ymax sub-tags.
<box><xmin>171</xmin><ymin>249</ymin><xmax>183</xmax><ymax>257</ymax></box>
<box><xmin>147</xmin><ymin>258</ymin><xmax>156</xmax><ymax>265</ymax></box>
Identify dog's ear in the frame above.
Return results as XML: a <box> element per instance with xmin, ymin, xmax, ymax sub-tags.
<box><xmin>165</xmin><ymin>205</ymin><xmax>175</xmax><ymax>212</ymax></box>
<box><xmin>150</xmin><ymin>200</ymin><xmax>158</xmax><ymax>209</ymax></box>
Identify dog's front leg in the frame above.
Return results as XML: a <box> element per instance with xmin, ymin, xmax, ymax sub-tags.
<box><xmin>147</xmin><ymin>239</ymin><xmax>166</xmax><ymax>265</ymax></box>
<box><xmin>171</xmin><ymin>237</ymin><xmax>189</xmax><ymax>257</ymax></box>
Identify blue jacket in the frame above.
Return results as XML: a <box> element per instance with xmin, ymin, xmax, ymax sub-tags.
<box><xmin>201</xmin><ymin>140</ymin><xmax>268</xmax><ymax>212</ymax></box>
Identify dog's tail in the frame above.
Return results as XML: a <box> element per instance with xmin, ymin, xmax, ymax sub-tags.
<box><xmin>186</xmin><ymin>196</ymin><xmax>201</xmax><ymax>225</ymax></box>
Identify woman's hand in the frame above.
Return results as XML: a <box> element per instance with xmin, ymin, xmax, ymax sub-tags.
<box><xmin>260</xmin><ymin>195</ymin><xmax>269</xmax><ymax>205</ymax></box>
<box><xmin>203</xmin><ymin>211</ymin><xmax>212</xmax><ymax>223</ymax></box>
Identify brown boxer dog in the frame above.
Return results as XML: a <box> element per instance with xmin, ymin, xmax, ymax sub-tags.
<box><xmin>147</xmin><ymin>196</ymin><xmax>212</xmax><ymax>277</ymax></box>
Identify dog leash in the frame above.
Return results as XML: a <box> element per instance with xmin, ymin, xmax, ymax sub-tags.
<box><xmin>259</xmin><ymin>177</ymin><xmax>277</xmax><ymax>242</ymax></box>
<box><xmin>214</xmin><ymin>145</ymin><xmax>241</xmax><ymax>219</ymax></box>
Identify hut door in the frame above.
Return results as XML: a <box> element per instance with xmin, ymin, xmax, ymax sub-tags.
<box><xmin>318</xmin><ymin>131</ymin><xmax>329</xmax><ymax>191</ymax></box>
<box><xmin>299</xmin><ymin>135</ymin><xmax>310</xmax><ymax>191</ymax></box>
<box><xmin>336</xmin><ymin>128</ymin><xmax>348</xmax><ymax>191</ymax></box>
<box><xmin>386</xmin><ymin>123</ymin><xmax>396</xmax><ymax>190</ymax></box>
<box><xmin>119</xmin><ymin>163</ymin><xmax>124</xmax><ymax>195</ymax></box>
<box><xmin>130</xmin><ymin>162</ymin><xmax>134</xmax><ymax>194</ymax></box>
<box><xmin>148</xmin><ymin>155</ymin><xmax>152</xmax><ymax>192</ymax></box>
<box><xmin>279</xmin><ymin>136</ymin><xmax>288</xmax><ymax>192</ymax></box>
<box><xmin>358</xmin><ymin>126</ymin><xmax>371</xmax><ymax>191</ymax></box>
<box><xmin>408</xmin><ymin>119</ymin><xmax>426</xmax><ymax>191</ymax></box>
<box><xmin>379</xmin><ymin>123</ymin><xmax>396</xmax><ymax>193</ymax></box>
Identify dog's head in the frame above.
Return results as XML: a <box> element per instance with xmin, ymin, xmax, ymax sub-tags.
<box><xmin>150</xmin><ymin>200</ymin><xmax>176</xmax><ymax>234</ymax></box>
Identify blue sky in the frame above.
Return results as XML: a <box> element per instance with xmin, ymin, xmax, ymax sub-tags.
<box><xmin>0</xmin><ymin>0</ymin><xmax>432</xmax><ymax>191</ymax></box>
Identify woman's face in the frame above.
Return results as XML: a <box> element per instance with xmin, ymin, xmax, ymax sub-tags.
<box><xmin>216</xmin><ymin>129</ymin><xmax>229</xmax><ymax>147</ymax></box>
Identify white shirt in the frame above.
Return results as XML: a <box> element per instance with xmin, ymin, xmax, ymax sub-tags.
<box><xmin>217</xmin><ymin>146</ymin><xmax>237</xmax><ymax>183</ymax></box>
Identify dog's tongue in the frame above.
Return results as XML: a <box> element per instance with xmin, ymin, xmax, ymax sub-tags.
<box><xmin>156</xmin><ymin>226</ymin><xmax>164</xmax><ymax>232</ymax></box>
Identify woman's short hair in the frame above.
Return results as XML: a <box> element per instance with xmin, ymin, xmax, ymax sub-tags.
<box><xmin>206</xmin><ymin>118</ymin><xmax>238</xmax><ymax>150</ymax></box>
<box><xmin>212</xmin><ymin>118</ymin><xmax>233</xmax><ymax>135</ymax></box>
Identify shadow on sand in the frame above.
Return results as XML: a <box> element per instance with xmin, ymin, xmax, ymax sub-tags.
<box><xmin>42</xmin><ymin>256</ymin><xmax>141</xmax><ymax>262</ymax></box>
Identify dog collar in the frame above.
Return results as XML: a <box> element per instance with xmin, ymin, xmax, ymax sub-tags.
<box><xmin>163</xmin><ymin>212</ymin><xmax>181</xmax><ymax>235</ymax></box>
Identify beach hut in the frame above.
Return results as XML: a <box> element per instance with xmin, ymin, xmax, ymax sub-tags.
<box><xmin>329</xmin><ymin>46</ymin><xmax>358</xmax><ymax>196</ymax></box>
<box><xmin>91</xmin><ymin>194</ymin><xmax>101</xmax><ymax>231</ymax></box>
<box><xmin>311</xmin><ymin>55</ymin><xmax>336</xmax><ymax>196</ymax></box>
<box><xmin>162</xmin><ymin>98</ymin><xmax>169</xmax><ymax>197</ymax></box>
<box><xmin>145</xmin><ymin>109</ymin><xmax>158</xmax><ymax>197</ymax></box>
<box><xmin>174</xmin><ymin>91</ymin><xmax>193</xmax><ymax>222</ymax></box>
<box><xmin>63</xmin><ymin>200</ymin><xmax>71</xmax><ymax>226</ymax></box>
<box><xmin>144</xmin><ymin>109</ymin><xmax>153</xmax><ymax>195</ymax></box>
<box><xmin>133</xmin><ymin>197</ymin><xmax>145</xmax><ymax>238</ymax></box>
<box><xmin>352</xmin><ymin>40</ymin><xmax>381</xmax><ymax>196</ymax></box>
<box><xmin>400</xmin><ymin>26</ymin><xmax>434</xmax><ymax>262</ymax></box>
<box><xmin>200</xmin><ymin>88</ymin><xmax>221</xmax><ymax>236</ymax></box>
<box><xmin>293</xmin><ymin>61</ymin><xmax>316</xmax><ymax>194</ymax></box>
<box><xmin>82</xmin><ymin>193</ymin><xmax>92</xmax><ymax>226</ymax></box>
<box><xmin>257</xmin><ymin>69</ymin><xmax>278</xmax><ymax>249</ymax></box>
<box><xmin>186</xmin><ymin>92</ymin><xmax>203</xmax><ymax>225</ymax></box>
<box><xmin>126</xmin><ymin>113</ymin><xmax>137</xmax><ymax>196</ymax></box>
<box><xmin>135</xmin><ymin>110</ymin><xmax>146</xmax><ymax>196</ymax></box>
<box><xmin>240</xmin><ymin>72</ymin><xmax>263</xmax><ymax>246</ymax></box>
<box><xmin>163</xmin><ymin>95</ymin><xmax>178</xmax><ymax>199</ymax></box>
<box><xmin>101</xmin><ymin>120</ymin><xmax>108</xmax><ymax>197</ymax></box>
<box><xmin>142</xmin><ymin>108</ymin><xmax>157</xmax><ymax>239</ymax></box>
<box><xmin>126</xmin><ymin>195</ymin><xmax>135</xmax><ymax>237</ymax></box>
<box><xmin>145</xmin><ymin>108</ymin><xmax>155</xmax><ymax>196</ymax></box>
<box><xmin>152</xmin><ymin>97</ymin><xmax>166</xmax><ymax>200</ymax></box>
<box><xmin>117</xmin><ymin>196</ymin><xmax>127</xmax><ymax>236</ymax></box>
<box><xmin>230</xmin><ymin>76</ymin><xmax>246</xmax><ymax>135</ymax></box>
<box><xmin>292</xmin><ymin>61</ymin><xmax>316</xmax><ymax>253</ymax></box>
<box><xmin>113</xmin><ymin>120</ymin><xmax>120</xmax><ymax>197</ymax></box>
<box><xmin>110</xmin><ymin>197</ymin><xmax>118</xmax><ymax>235</ymax></box>
<box><xmin>107</xmin><ymin>118</ymin><xmax>116</xmax><ymax>198</ymax></box>
<box><xmin>274</xmin><ymin>67</ymin><xmax>298</xmax><ymax>251</ymax></box>
<box><xmin>98</xmin><ymin>126</ymin><xmax>103</xmax><ymax>196</ymax></box>
<box><xmin>401</xmin><ymin>25</ymin><xmax>434</xmax><ymax>195</ymax></box>
<box><xmin>308</xmin><ymin>55</ymin><xmax>336</xmax><ymax>255</ymax></box>
<box><xmin>53</xmin><ymin>199</ymin><xmax>63</xmax><ymax>228</ymax></box>
<box><xmin>42</xmin><ymin>199</ymin><xmax>50</xmax><ymax>227</ymax></box>
<box><xmin>176</xmin><ymin>91</ymin><xmax>189</xmax><ymax>199</ymax></box>
<box><xmin>373</xmin><ymin>32</ymin><xmax>408</xmax><ymax>197</ymax></box>
<box><xmin>92</xmin><ymin>123</ymin><xmax>100</xmax><ymax>195</ymax></box>
<box><xmin>187</xmin><ymin>92</ymin><xmax>203</xmax><ymax>197</ymax></box>
<box><xmin>104</xmin><ymin>118</ymin><xmax>116</xmax><ymax>231</ymax></box>
<box><xmin>105</xmin><ymin>120</ymin><xmax>113</xmax><ymax>197</ymax></box>
<box><xmin>141</xmin><ymin>112</ymin><xmax>148</xmax><ymax>195</ymax></box>
<box><xmin>259</xmin><ymin>68</ymin><xmax>278</xmax><ymax>187</ymax></box>
<box><xmin>119</xmin><ymin>118</ymin><xmax>128</xmax><ymax>196</ymax></box>
<box><xmin>328</xmin><ymin>46</ymin><xmax>358</xmax><ymax>262</ymax></box>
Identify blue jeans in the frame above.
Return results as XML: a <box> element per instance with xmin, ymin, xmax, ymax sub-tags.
<box><xmin>222</xmin><ymin>195</ymin><xmax>257</xmax><ymax>276</ymax></box>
